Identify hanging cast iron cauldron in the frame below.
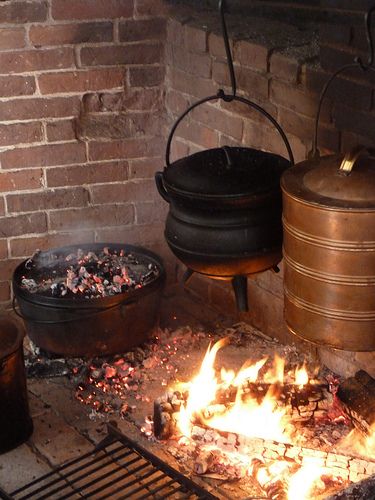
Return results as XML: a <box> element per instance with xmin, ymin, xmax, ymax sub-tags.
<box><xmin>155</xmin><ymin>1</ymin><xmax>293</xmax><ymax>311</ymax></box>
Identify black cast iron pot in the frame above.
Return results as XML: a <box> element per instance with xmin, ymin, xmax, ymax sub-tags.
<box><xmin>13</xmin><ymin>243</ymin><xmax>165</xmax><ymax>357</ymax></box>
<box><xmin>156</xmin><ymin>141</ymin><xmax>291</xmax><ymax>311</ymax></box>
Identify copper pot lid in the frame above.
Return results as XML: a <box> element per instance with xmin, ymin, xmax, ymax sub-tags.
<box><xmin>281</xmin><ymin>147</ymin><xmax>375</xmax><ymax>209</ymax></box>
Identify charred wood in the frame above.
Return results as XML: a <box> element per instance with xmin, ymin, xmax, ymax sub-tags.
<box><xmin>337</xmin><ymin>370</ymin><xmax>375</xmax><ymax>435</ymax></box>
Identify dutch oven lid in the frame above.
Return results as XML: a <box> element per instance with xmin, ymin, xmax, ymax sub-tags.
<box><xmin>281</xmin><ymin>147</ymin><xmax>375</xmax><ymax>209</ymax></box>
<box><xmin>0</xmin><ymin>318</ymin><xmax>23</xmax><ymax>359</ymax></box>
<box><xmin>163</xmin><ymin>147</ymin><xmax>289</xmax><ymax>198</ymax></box>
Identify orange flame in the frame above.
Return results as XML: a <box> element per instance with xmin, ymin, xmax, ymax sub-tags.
<box><xmin>294</xmin><ymin>364</ymin><xmax>309</xmax><ymax>388</ymax></box>
<box><xmin>177</xmin><ymin>339</ymin><xmax>293</xmax><ymax>442</ymax></box>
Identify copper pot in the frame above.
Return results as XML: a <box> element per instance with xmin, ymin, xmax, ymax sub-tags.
<box><xmin>281</xmin><ymin>147</ymin><xmax>375</xmax><ymax>351</ymax></box>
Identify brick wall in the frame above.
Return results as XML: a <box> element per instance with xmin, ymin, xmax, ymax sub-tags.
<box><xmin>164</xmin><ymin>3</ymin><xmax>375</xmax><ymax>375</ymax></box>
<box><xmin>0</xmin><ymin>0</ymin><xmax>170</xmax><ymax>305</ymax></box>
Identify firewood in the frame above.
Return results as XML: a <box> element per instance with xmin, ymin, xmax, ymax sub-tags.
<box><xmin>337</xmin><ymin>370</ymin><xmax>375</xmax><ymax>435</ymax></box>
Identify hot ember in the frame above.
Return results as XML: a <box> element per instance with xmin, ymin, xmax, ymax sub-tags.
<box><xmin>19</xmin><ymin>246</ymin><xmax>160</xmax><ymax>298</ymax></box>
<box><xmin>151</xmin><ymin>338</ymin><xmax>375</xmax><ymax>499</ymax></box>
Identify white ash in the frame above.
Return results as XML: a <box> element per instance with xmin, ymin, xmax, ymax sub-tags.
<box><xmin>20</xmin><ymin>246</ymin><xmax>160</xmax><ymax>298</ymax></box>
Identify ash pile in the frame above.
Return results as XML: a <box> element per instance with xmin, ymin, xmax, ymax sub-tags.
<box><xmin>20</xmin><ymin>246</ymin><xmax>160</xmax><ymax>298</ymax></box>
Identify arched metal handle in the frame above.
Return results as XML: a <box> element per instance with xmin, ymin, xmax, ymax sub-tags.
<box><xmin>165</xmin><ymin>94</ymin><xmax>294</xmax><ymax>166</ymax></box>
<box><xmin>339</xmin><ymin>146</ymin><xmax>373</xmax><ymax>175</ymax></box>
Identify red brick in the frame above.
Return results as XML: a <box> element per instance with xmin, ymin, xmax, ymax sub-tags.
<box><xmin>278</xmin><ymin>106</ymin><xmax>339</xmax><ymax>152</ymax></box>
<box><xmin>0</xmin><ymin>27</ymin><xmax>25</xmax><ymax>49</ymax></box>
<box><xmin>0</xmin><ymin>122</ymin><xmax>43</xmax><ymax>147</ymax></box>
<box><xmin>0</xmin><ymin>48</ymin><xmax>74</xmax><ymax>75</ymax></box>
<box><xmin>129</xmin><ymin>157</ymin><xmax>163</xmax><ymax>179</ymax></box>
<box><xmin>243</xmin><ymin>120</ymin><xmax>306</xmax><ymax>163</ymax></box>
<box><xmin>98</xmin><ymin>88</ymin><xmax>164</xmax><ymax>111</ymax></box>
<box><xmin>119</xmin><ymin>18</ymin><xmax>166</xmax><ymax>42</ymax></box>
<box><xmin>96</xmin><ymin>222</ymin><xmax>166</xmax><ymax>246</ymax></box>
<box><xmin>49</xmin><ymin>204</ymin><xmax>134</xmax><ymax>230</ymax></box>
<box><xmin>208</xmin><ymin>32</ymin><xmax>233</xmax><ymax>60</ymax></box>
<box><xmin>169</xmin><ymin>44</ymin><xmax>211</xmax><ymax>78</ymax></box>
<box><xmin>91</xmin><ymin>179</ymin><xmax>158</xmax><ymax>204</ymax></box>
<box><xmin>0</xmin><ymin>169</ymin><xmax>43</xmax><ymax>192</ymax></box>
<box><xmin>46</xmin><ymin>119</ymin><xmax>77</xmax><ymax>142</ymax></box>
<box><xmin>219</xmin><ymin>97</ymin><xmax>278</xmax><ymax>127</ymax></box>
<box><xmin>88</xmin><ymin>137</ymin><xmax>163</xmax><ymax>161</ymax></box>
<box><xmin>0</xmin><ymin>240</ymin><xmax>7</xmax><ymax>259</ymax></box>
<box><xmin>167</xmin><ymin>18</ymin><xmax>184</xmax><ymax>47</ymax></box>
<box><xmin>0</xmin><ymin>75</ymin><xmax>35</xmax><ymax>97</ymax></box>
<box><xmin>0</xmin><ymin>198</ymin><xmax>4</xmax><ymax>217</ymax></box>
<box><xmin>0</xmin><ymin>1</ymin><xmax>48</xmax><ymax>23</ymax></box>
<box><xmin>1</xmin><ymin>143</ymin><xmax>86</xmax><ymax>169</ymax></box>
<box><xmin>46</xmin><ymin>161</ymin><xmax>128</xmax><ymax>187</ymax></box>
<box><xmin>184</xmin><ymin>24</ymin><xmax>207</xmax><ymax>53</ymax></box>
<box><xmin>134</xmin><ymin>0</ymin><xmax>167</xmax><ymax>16</ymax></box>
<box><xmin>38</xmin><ymin>68</ymin><xmax>124</xmax><ymax>94</ymax></box>
<box><xmin>341</xmin><ymin>130</ymin><xmax>375</xmax><ymax>151</ymax></box>
<box><xmin>10</xmin><ymin>231</ymin><xmax>95</xmax><ymax>258</ymax></box>
<box><xmin>237</xmin><ymin>66</ymin><xmax>269</xmax><ymax>99</ymax></box>
<box><xmin>77</xmin><ymin>112</ymin><xmax>157</xmax><ymax>140</ymax></box>
<box><xmin>29</xmin><ymin>22</ymin><xmax>113</xmax><ymax>46</ymax></box>
<box><xmin>212</xmin><ymin>61</ymin><xmax>269</xmax><ymax>99</ymax></box>
<box><xmin>0</xmin><ymin>213</ymin><xmax>47</xmax><ymax>238</ymax></box>
<box><xmin>0</xmin><ymin>96</ymin><xmax>80</xmax><ymax>120</ymax></box>
<box><xmin>128</xmin><ymin>66</ymin><xmax>164</xmax><ymax>87</ymax></box>
<box><xmin>270</xmin><ymin>51</ymin><xmax>300</xmax><ymax>83</ymax></box>
<box><xmin>168</xmin><ymin>67</ymin><xmax>216</xmax><ymax>99</ymax></box>
<box><xmin>0</xmin><ymin>281</ymin><xmax>10</xmax><ymax>302</ymax></box>
<box><xmin>80</xmin><ymin>43</ymin><xmax>162</xmax><ymax>66</ymax></box>
<box><xmin>7</xmin><ymin>187</ymin><xmax>90</xmax><ymax>214</ymax></box>
<box><xmin>169</xmin><ymin>138</ymin><xmax>189</xmax><ymax>163</ymax></box>
<box><xmin>191</xmin><ymin>104</ymin><xmax>243</xmax><ymax>140</ymax></box>
<box><xmin>270</xmin><ymin>79</ymin><xmax>331</xmax><ymax>120</ymax></box>
<box><xmin>0</xmin><ymin>258</ymin><xmax>24</xmax><ymax>281</ymax></box>
<box><xmin>333</xmin><ymin>104</ymin><xmax>375</xmax><ymax>140</ymax></box>
<box><xmin>320</xmin><ymin>44</ymin><xmax>375</xmax><ymax>85</ymax></box>
<box><xmin>51</xmin><ymin>0</ymin><xmax>134</xmax><ymax>20</ymax></box>
<box><xmin>165</xmin><ymin>89</ymin><xmax>191</xmax><ymax>115</ymax></box>
<box><xmin>135</xmin><ymin>201</ymin><xmax>168</xmax><ymax>224</ymax></box>
<box><xmin>177</xmin><ymin>119</ymin><xmax>219</xmax><ymax>149</ymax></box>
<box><xmin>234</xmin><ymin>39</ymin><xmax>269</xmax><ymax>72</ymax></box>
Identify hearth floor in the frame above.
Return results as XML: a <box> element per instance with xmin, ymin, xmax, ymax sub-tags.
<box><xmin>0</xmin><ymin>292</ymin><xmax>374</xmax><ymax>499</ymax></box>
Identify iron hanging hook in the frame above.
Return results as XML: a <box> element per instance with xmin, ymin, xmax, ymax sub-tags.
<box><xmin>355</xmin><ymin>4</ymin><xmax>375</xmax><ymax>70</ymax></box>
<box><xmin>218</xmin><ymin>0</ymin><xmax>236</xmax><ymax>100</ymax></box>
<box><xmin>310</xmin><ymin>3</ymin><xmax>375</xmax><ymax>159</ymax></box>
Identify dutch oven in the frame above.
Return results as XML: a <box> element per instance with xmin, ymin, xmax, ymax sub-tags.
<box><xmin>282</xmin><ymin>146</ymin><xmax>375</xmax><ymax>351</ymax></box>
<box><xmin>0</xmin><ymin>317</ymin><xmax>33</xmax><ymax>453</ymax></box>
<box><xmin>13</xmin><ymin>243</ymin><xmax>165</xmax><ymax>357</ymax></box>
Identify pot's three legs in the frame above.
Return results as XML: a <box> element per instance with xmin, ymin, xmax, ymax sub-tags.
<box><xmin>232</xmin><ymin>275</ymin><xmax>248</xmax><ymax>312</ymax></box>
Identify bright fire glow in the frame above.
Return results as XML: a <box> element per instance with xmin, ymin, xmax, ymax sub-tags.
<box><xmin>177</xmin><ymin>339</ymin><xmax>299</xmax><ymax>443</ymax></box>
<box><xmin>294</xmin><ymin>364</ymin><xmax>309</xmax><ymax>388</ymax></box>
<box><xmin>287</xmin><ymin>464</ymin><xmax>325</xmax><ymax>500</ymax></box>
<box><xmin>340</xmin><ymin>421</ymin><xmax>375</xmax><ymax>457</ymax></box>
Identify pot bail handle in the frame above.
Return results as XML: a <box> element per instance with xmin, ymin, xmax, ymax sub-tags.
<box><xmin>339</xmin><ymin>146</ymin><xmax>372</xmax><ymax>175</ymax></box>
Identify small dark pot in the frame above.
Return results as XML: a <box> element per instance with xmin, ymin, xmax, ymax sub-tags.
<box><xmin>0</xmin><ymin>318</ymin><xmax>33</xmax><ymax>454</ymax></box>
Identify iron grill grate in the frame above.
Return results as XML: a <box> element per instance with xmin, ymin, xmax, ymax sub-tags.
<box><xmin>0</xmin><ymin>424</ymin><xmax>218</xmax><ymax>500</ymax></box>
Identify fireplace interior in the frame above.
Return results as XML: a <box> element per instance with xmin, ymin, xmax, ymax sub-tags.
<box><xmin>1</xmin><ymin>0</ymin><xmax>375</xmax><ymax>498</ymax></box>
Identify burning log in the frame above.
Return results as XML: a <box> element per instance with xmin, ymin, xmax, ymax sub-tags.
<box><xmin>337</xmin><ymin>370</ymin><xmax>375</xmax><ymax>436</ymax></box>
<box><xmin>250</xmin><ymin>458</ymin><xmax>289</xmax><ymax>500</ymax></box>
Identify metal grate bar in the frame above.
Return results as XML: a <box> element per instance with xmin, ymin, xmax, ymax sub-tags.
<box><xmin>95</xmin><ymin>468</ymin><xmax>164</xmax><ymax>500</ymax></box>
<box><xmin>10</xmin><ymin>439</ymin><xmax>123</xmax><ymax>498</ymax></box>
<box><xmin>1</xmin><ymin>424</ymin><xmax>218</xmax><ymax>500</ymax></box>
<box><xmin>77</xmin><ymin>460</ymin><xmax>153</xmax><ymax>498</ymax></box>
<box><xmin>55</xmin><ymin>454</ymin><xmax>145</xmax><ymax>500</ymax></box>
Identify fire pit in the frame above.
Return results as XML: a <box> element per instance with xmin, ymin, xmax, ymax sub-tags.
<box><xmin>13</xmin><ymin>243</ymin><xmax>165</xmax><ymax>357</ymax></box>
